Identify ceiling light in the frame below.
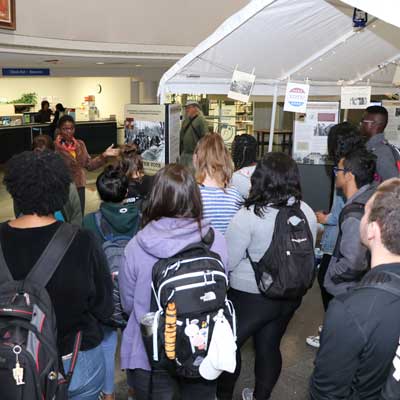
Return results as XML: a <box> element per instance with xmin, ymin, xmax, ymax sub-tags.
<box><xmin>96</xmin><ymin>62</ymin><xmax>105</xmax><ymax>65</ymax></box>
<box><xmin>135</xmin><ymin>64</ymin><xmax>142</xmax><ymax>67</ymax></box>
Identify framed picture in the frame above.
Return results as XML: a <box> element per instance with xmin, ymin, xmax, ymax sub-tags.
<box><xmin>0</xmin><ymin>0</ymin><xmax>16</xmax><ymax>30</ymax></box>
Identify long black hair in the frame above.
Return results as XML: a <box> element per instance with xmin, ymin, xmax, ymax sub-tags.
<box><xmin>244</xmin><ymin>152</ymin><xmax>302</xmax><ymax>217</ymax></box>
<box><xmin>231</xmin><ymin>134</ymin><xmax>258</xmax><ymax>170</ymax></box>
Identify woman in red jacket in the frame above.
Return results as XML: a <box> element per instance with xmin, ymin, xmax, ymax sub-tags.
<box><xmin>54</xmin><ymin>115</ymin><xmax>119</xmax><ymax>214</ymax></box>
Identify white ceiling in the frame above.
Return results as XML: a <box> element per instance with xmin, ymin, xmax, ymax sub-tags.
<box><xmin>0</xmin><ymin>0</ymin><xmax>249</xmax><ymax>76</ymax></box>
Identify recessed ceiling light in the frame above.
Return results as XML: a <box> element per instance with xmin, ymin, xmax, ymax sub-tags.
<box><xmin>135</xmin><ymin>64</ymin><xmax>142</xmax><ymax>67</ymax></box>
<box><xmin>96</xmin><ymin>62</ymin><xmax>105</xmax><ymax>65</ymax></box>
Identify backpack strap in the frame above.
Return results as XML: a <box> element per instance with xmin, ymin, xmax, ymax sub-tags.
<box><xmin>25</xmin><ymin>223</ymin><xmax>78</xmax><ymax>287</ymax></box>
<box><xmin>355</xmin><ymin>270</ymin><xmax>400</xmax><ymax>298</ymax></box>
<box><xmin>0</xmin><ymin>223</ymin><xmax>14</xmax><ymax>283</ymax></box>
<box><xmin>94</xmin><ymin>211</ymin><xmax>114</xmax><ymax>241</ymax></box>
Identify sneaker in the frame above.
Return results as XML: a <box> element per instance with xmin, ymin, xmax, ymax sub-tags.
<box><xmin>306</xmin><ymin>335</ymin><xmax>320</xmax><ymax>348</ymax></box>
<box><xmin>242</xmin><ymin>388</ymin><xmax>254</xmax><ymax>400</ymax></box>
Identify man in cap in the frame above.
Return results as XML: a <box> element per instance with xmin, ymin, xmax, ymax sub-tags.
<box><xmin>179</xmin><ymin>101</ymin><xmax>209</xmax><ymax>167</ymax></box>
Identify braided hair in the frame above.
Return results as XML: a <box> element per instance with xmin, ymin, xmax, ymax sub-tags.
<box><xmin>231</xmin><ymin>134</ymin><xmax>258</xmax><ymax>171</ymax></box>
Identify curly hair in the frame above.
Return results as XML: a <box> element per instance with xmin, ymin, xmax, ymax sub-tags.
<box><xmin>231</xmin><ymin>134</ymin><xmax>258</xmax><ymax>170</ymax></box>
<box><xmin>245</xmin><ymin>152</ymin><xmax>302</xmax><ymax>217</ymax></box>
<box><xmin>4</xmin><ymin>151</ymin><xmax>71</xmax><ymax>216</ymax></box>
<box><xmin>96</xmin><ymin>164</ymin><xmax>129</xmax><ymax>203</ymax></box>
<box><xmin>194</xmin><ymin>133</ymin><xmax>234</xmax><ymax>188</ymax></box>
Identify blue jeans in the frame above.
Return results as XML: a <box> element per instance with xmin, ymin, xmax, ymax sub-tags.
<box><xmin>63</xmin><ymin>344</ymin><xmax>105</xmax><ymax>400</ymax></box>
<box><xmin>101</xmin><ymin>325</ymin><xmax>118</xmax><ymax>394</ymax></box>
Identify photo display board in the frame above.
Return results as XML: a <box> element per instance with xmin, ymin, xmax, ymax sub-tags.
<box><xmin>382</xmin><ymin>100</ymin><xmax>400</xmax><ymax>147</ymax></box>
<box><xmin>124</xmin><ymin>104</ymin><xmax>181</xmax><ymax>174</ymax></box>
<box><xmin>293</xmin><ymin>102</ymin><xmax>339</xmax><ymax>165</ymax></box>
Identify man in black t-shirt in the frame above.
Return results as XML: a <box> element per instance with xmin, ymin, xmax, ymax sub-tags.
<box><xmin>311</xmin><ymin>178</ymin><xmax>400</xmax><ymax>400</ymax></box>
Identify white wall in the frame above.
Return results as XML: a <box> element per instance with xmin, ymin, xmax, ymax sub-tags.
<box><xmin>0</xmin><ymin>76</ymin><xmax>131</xmax><ymax>122</ymax></box>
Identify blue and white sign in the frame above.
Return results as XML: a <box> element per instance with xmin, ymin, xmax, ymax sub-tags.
<box><xmin>2</xmin><ymin>68</ymin><xmax>50</xmax><ymax>76</ymax></box>
<box><xmin>284</xmin><ymin>82</ymin><xmax>310</xmax><ymax>113</ymax></box>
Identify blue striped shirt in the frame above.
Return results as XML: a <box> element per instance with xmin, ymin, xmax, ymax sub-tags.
<box><xmin>200</xmin><ymin>185</ymin><xmax>243</xmax><ymax>234</ymax></box>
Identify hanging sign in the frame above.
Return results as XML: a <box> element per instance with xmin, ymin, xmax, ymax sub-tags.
<box><xmin>340</xmin><ymin>86</ymin><xmax>371</xmax><ymax>109</ymax></box>
<box><xmin>2</xmin><ymin>68</ymin><xmax>50</xmax><ymax>76</ymax></box>
<box><xmin>228</xmin><ymin>69</ymin><xmax>256</xmax><ymax>103</ymax></box>
<box><xmin>284</xmin><ymin>82</ymin><xmax>310</xmax><ymax>113</ymax></box>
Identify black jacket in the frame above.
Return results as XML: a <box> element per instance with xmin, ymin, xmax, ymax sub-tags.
<box><xmin>311</xmin><ymin>263</ymin><xmax>400</xmax><ymax>400</ymax></box>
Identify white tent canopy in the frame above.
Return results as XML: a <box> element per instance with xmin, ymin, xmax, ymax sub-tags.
<box><xmin>158</xmin><ymin>0</ymin><xmax>400</xmax><ymax>102</ymax></box>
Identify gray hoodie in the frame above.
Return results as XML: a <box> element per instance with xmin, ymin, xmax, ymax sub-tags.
<box><xmin>324</xmin><ymin>183</ymin><xmax>376</xmax><ymax>297</ymax></box>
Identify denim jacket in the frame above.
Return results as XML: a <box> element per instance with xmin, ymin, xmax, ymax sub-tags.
<box><xmin>320</xmin><ymin>189</ymin><xmax>345</xmax><ymax>255</ymax></box>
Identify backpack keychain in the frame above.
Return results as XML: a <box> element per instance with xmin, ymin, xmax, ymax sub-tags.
<box><xmin>164</xmin><ymin>302</ymin><xmax>177</xmax><ymax>360</ymax></box>
<box><xmin>12</xmin><ymin>345</ymin><xmax>25</xmax><ymax>386</ymax></box>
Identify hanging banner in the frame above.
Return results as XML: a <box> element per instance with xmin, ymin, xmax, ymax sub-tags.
<box><xmin>228</xmin><ymin>70</ymin><xmax>256</xmax><ymax>103</ymax></box>
<box><xmin>283</xmin><ymin>82</ymin><xmax>310</xmax><ymax>113</ymax></box>
<box><xmin>293</xmin><ymin>102</ymin><xmax>339</xmax><ymax>165</ymax></box>
<box><xmin>124</xmin><ymin>104</ymin><xmax>181</xmax><ymax>175</ymax></box>
<box><xmin>382</xmin><ymin>100</ymin><xmax>400</xmax><ymax>147</ymax></box>
<box><xmin>341</xmin><ymin>86</ymin><xmax>371</xmax><ymax>109</ymax></box>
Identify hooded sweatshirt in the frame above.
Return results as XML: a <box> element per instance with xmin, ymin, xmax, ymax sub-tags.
<box><xmin>83</xmin><ymin>202</ymin><xmax>141</xmax><ymax>243</ymax></box>
<box><xmin>119</xmin><ymin>217</ymin><xmax>228</xmax><ymax>371</ymax></box>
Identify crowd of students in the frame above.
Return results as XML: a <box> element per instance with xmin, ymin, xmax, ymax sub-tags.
<box><xmin>1</xmin><ymin>105</ymin><xmax>400</xmax><ymax>400</ymax></box>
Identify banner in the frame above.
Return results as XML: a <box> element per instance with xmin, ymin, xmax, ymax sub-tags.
<box><xmin>228</xmin><ymin>70</ymin><xmax>256</xmax><ymax>103</ymax></box>
<box><xmin>124</xmin><ymin>104</ymin><xmax>181</xmax><ymax>175</ymax></box>
<box><xmin>284</xmin><ymin>82</ymin><xmax>310</xmax><ymax>113</ymax></box>
<box><xmin>293</xmin><ymin>102</ymin><xmax>339</xmax><ymax>165</ymax></box>
<box><xmin>341</xmin><ymin>86</ymin><xmax>371</xmax><ymax>109</ymax></box>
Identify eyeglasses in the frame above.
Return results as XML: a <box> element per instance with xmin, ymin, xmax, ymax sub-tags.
<box><xmin>359</xmin><ymin>119</ymin><xmax>376</xmax><ymax>125</ymax></box>
<box><xmin>333</xmin><ymin>166</ymin><xmax>349</xmax><ymax>175</ymax></box>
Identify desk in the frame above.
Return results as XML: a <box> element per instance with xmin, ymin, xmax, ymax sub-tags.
<box><xmin>0</xmin><ymin>120</ymin><xmax>117</xmax><ymax>163</ymax></box>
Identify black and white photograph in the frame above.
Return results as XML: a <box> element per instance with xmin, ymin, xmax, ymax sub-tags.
<box><xmin>395</xmin><ymin>107</ymin><xmax>400</xmax><ymax>117</ymax></box>
<box><xmin>125</xmin><ymin>119</ymin><xmax>165</xmax><ymax>163</ymax></box>
<box><xmin>228</xmin><ymin>69</ymin><xmax>256</xmax><ymax>103</ymax></box>
<box><xmin>349</xmin><ymin>96</ymin><xmax>368</xmax><ymax>106</ymax></box>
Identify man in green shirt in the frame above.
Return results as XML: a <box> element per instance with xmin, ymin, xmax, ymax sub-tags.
<box><xmin>179</xmin><ymin>101</ymin><xmax>209</xmax><ymax>167</ymax></box>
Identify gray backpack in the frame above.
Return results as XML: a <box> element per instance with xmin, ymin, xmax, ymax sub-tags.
<box><xmin>94</xmin><ymin>212</ymin><xmax>133</xmax><ymax>328</ymax></box>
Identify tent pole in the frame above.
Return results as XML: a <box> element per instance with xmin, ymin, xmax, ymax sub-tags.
<box><xmin>268</xmin><ymin>85</ymin><xmax>278</xmax><ymax>153</ymax></box>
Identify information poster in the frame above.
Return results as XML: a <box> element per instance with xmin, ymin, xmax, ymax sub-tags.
<box><xmin>293</xmin><ymin>102</ymin><xmax>339</xmax><ymax>165</ymax></box>
<box><xmin>124</xmin><ymin>104</ymin><xmax>180</xmax><ymax>175</ymax></box>
<box><xmin>382</xmin><ymin>100</ymin><xmax>400</xmax><ymax>147</ymax></box>
<box><xmin>341</xmin><ymin>86</ymin><xmax>371</xmax><ymax>109</ymax></box>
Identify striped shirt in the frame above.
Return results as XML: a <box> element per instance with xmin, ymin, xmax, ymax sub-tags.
<box><xmin>200</xmin><ymin>185</ymin><xmax>243</xmax><ymax>234</ymax></box>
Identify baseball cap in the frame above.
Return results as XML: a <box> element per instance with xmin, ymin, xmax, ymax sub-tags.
<box><xmin>185</xmin><ymin>100</ymin><xmax>201</xmax><ymax>108</ymax></box>
<box><xmin>199</xmin><ymin>310</ymin><xmax>237</xmax><ymax>380</ymax></box>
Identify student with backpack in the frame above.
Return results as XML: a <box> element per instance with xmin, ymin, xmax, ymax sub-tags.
<box><xmin>119</xmin><ymin>164</ymin><xmax>229</xmax><ymax>400</ymax></box>
<box><xmin>311</xmin><ymin>178</ymin><xmax>400</xmax><ymax>399</ymax></box>
<box><xmin>217</xmin><ymin>152</ymin><xmax>317</xmax><ymax>400</ymax></box>
<box><xmin>83</xmin><ymin>164</ymin><xmax>141</xmax><ymax>400</ymax></box>
<box><xmin>194</xmin><ymin>133</ymin><xmax>243</xmax><ymax>234</ymax></box>
<box><xmin>360</xmin><ymin>105</ymin><xmax>400</xmax><ymax>181</ymax></box>
<box><xmin>0</xmin><ymin>150</ymin><xmax>113</xmax><ymax>400</ymax></box>
<box><xmin>324</xmin><ymin>148</ymin><xmax>377</xmax><ymax>297</ymax></box>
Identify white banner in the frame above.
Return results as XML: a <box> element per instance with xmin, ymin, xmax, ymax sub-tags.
<box><xmin>341</xmin><ymin>86</ymin><xmax>371</xmax><ymax>109</ymax></box>
<box><xmin>284</xmin><ymin>82</ymin><xmax>310</xmax><ymax>113</ymax></box>
<box><xmin>228</xmin><ymin>70</ymin><xmax>256</xmax><ymax>103</ymax></box>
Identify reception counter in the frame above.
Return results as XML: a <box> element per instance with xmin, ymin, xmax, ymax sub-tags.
<box><xmin>0</xmin><ymin>120</ymin><xmax>118</xmax><ymax>163</ymax></box>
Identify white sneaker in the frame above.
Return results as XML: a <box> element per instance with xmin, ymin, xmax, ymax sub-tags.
<box><xmin>306</xmin><ymin>335</ymin><xmax>320</xmax><ymax>348</ymax></box>
<box><xmin>242</xmin><ymin>388</ymin><xmax>254</xmax><ymax>400</ymax></box>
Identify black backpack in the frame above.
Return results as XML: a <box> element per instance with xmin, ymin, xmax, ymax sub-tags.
<box><xmin>353</xmin><ymin>271</ymin><xmax>400</xmax><ymax>400</ymax></box>
<box><xmin>149</xmin><ymin>229</ymin><xmax>236</xmax><ymax>378</ymax></box>
<box><xmin>247</xmin><ymin>204</ymin><xmax>315</xmax><ymax>299</ymax></box>
<box><xmin>0</xmin><ymin>223</ymin><xmax>81</xmax><ymax>400</ymax></box>
<box><xmin>94</xmin><ymin>211</ymin><xmax>138</xmax><ymax>329</ymax></box>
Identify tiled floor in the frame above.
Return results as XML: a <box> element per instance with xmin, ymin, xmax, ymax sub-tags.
<box><xmin>0</xmin><ymin>168</ymin><xmax>324</xmax><ymax>400</ymax></box>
